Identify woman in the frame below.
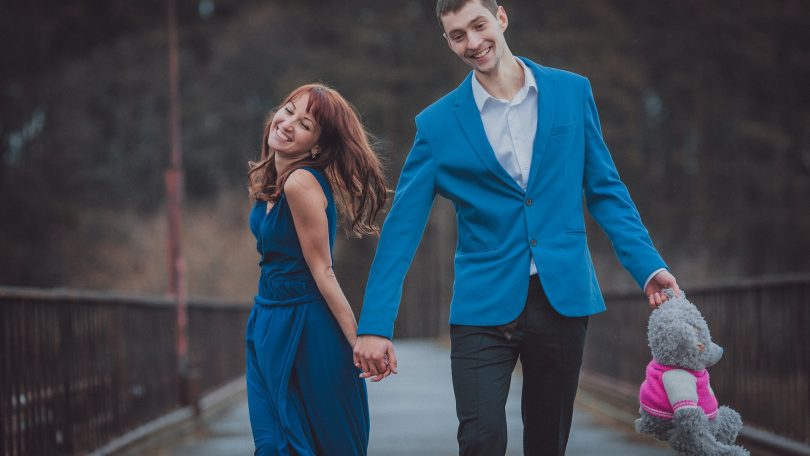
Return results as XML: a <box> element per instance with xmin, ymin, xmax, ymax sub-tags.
<box><xmin>246</xmin><ymin>83</ymin><xmax>387</xmax><ymax>455</ymax></box>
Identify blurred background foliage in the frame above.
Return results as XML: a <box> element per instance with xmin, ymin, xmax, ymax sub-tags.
<box><xmin>1</xmin><ymin>0</ymin><xmax>809</xmax><ymax>306</ymax></box>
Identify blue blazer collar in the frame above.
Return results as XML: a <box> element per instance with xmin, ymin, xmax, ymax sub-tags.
<box><xmin>452</xmin><ymin>73</ymin><xmax>521</xmax><ymax>192</ymax></box>
<box><xmin>452</xmin><ymin>57</ymin><xmax>559</xmax><ymax>193</ymax></box>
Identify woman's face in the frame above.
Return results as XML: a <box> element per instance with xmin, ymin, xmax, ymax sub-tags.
<box><xmin>267</xmin><ymin>93</ymin><xmax>321</xmax><ymax>159</ymax></box>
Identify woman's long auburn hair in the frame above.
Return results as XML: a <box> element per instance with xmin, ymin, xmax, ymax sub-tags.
<box><xmin>248</xmin><ymin>84</ymin><xmax>388</xmax><ymax>237</ymax></box>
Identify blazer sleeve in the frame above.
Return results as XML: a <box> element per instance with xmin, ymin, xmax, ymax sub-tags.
<box><xmin>357</xmin><ymin>128</ymin><xmax>437</xmax><ymax>339</ymax></box>
<box><xmin>582</xmin><ymin>78</ymin><xmax>668</xmax><ymax>288</ymax></box>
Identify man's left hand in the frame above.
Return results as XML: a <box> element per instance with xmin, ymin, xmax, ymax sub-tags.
<box><xmin>644</xmin><ymin>270</ymin><xmax>681</xmax><ymax>309</ymax></box>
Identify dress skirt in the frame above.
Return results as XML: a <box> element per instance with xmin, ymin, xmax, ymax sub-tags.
<box><xmin>246</xmin><ymin>279</ymin><xmax>369</xmax><ymax>455</ymax></box>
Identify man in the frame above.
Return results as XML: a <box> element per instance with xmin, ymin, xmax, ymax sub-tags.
<box><xmin>353</xmin><ymin>0</ymin><xmax>681</xmax><ymax>454</ymax></box>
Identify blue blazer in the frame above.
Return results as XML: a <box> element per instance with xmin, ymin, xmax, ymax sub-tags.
<box><xmin>358</xmin><ymin>57</ymin><xmax>666</xmax><ymax>339</ymax></box>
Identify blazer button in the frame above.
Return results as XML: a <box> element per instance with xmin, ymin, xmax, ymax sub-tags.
<box><xmin>530</xmin><ymin>239</ymin><xmax>537</xmax><ymax>246</ymax></box>
<box><xmin>525</xmin><ymin>198</ymin><xmax>533</xmax><ymax>206</ymax></box>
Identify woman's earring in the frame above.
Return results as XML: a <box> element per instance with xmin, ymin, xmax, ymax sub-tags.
<box><xmin>311</xmin><ymin>148</ymin><xmax>320</xmax><ymax>159</ymax></box>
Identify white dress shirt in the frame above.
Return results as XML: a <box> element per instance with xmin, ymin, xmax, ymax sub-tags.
<box><xmin>472</xmin><ymin>58</ymin><xmax>539</xmax><ymax>275</ymax></box>
<box><xmin>472</xmin><ymin>59</ymin><xmax>664</xmax><ymax>288</ymax></box>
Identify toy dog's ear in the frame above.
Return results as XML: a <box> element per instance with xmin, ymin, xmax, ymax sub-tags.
<box><xmin>676</xmin><ymin>320</ymin><xmax>698</xmax><ymax>346</ymax></box>
<box><xmin>675</xmin><ymin>321</ymin><xmax>704</xmax><ymax>368</ymax></box>
<box><xmin>661</xmin><ymin>288</ymin><xmax>685</xmax><ymax>300</ymax></box>
<box><xmin>652</xmin><ymin>318</ymin><xmax>692</xmax><ymax>362</ymax></box>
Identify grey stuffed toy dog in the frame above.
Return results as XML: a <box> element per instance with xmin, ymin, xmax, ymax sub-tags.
<box><xmin>635</xmin><ymin>289</ymin><xmax>749</xmax><ymax>455</ymax></box>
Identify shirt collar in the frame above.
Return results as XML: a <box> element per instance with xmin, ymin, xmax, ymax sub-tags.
<box><xmin>471</xmin><ymin>58</ymin><xmax>538</xmax><ymax>112</ymax></box>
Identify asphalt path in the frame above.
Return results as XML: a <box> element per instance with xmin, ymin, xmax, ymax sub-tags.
<box><xmin>148</xmin><ymin>339</ymin><xmax>673</xmax><ymax>455</ymax></box>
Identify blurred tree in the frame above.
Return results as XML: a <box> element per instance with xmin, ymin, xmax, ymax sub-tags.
<box><xmin>1</xmin><ymin>0</ymin><xmax>808</xmax><ymax>297</ymax></box>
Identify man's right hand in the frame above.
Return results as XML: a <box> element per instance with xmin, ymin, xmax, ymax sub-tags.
<box><xmin>353</xmin><ymin>335</ymin><xmax>398</xmax><ymax>382</ymax></box>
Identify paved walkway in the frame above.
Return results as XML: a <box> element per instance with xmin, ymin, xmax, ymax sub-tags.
<box><xmin>146</xmin><ymin>340</ymin><xmax>673</xmax><ymax>455</ymax></box>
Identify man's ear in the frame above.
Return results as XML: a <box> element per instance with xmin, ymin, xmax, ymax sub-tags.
<box><xmin>497</xmin><ymin>6</ymin><xmax>508</xmax><ymax>31</ymax></box>
<box><xmin>443</xmin><ymin>32</ymin><xmax>452</xmax><ymax>49</ymax></box>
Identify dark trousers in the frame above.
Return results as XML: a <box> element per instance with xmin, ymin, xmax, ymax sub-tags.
<box><xmin>450</xmin><ymin>276</ymin><xmax>589</xmax><ymax>456</ymax></box>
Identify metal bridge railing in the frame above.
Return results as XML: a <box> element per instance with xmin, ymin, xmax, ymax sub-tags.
<box><xmin>0</xmin><ymin>286</ymin><xmax>249</xmax><ymax>456</ymax></box>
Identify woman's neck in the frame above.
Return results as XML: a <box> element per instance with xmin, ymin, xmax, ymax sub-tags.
<box><xmin>274</xmin><ymin>155</ymin><xmax>296</xmax><ymax>175</ymax></box>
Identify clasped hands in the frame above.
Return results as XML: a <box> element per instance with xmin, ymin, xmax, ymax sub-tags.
<box><xmin>353</xmin><ymin>335</ymin><xmax>398</xmax><ymax>382</ymax></box>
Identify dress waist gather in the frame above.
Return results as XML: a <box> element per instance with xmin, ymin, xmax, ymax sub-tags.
<box><xmin>256</xmin><ymin>271</ymin><xmax>322</xmax><ymax>306</ymax></box>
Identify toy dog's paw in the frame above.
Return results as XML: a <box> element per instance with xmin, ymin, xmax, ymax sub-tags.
<box><xmin>634</xmin><ymin>416</ymin><xmax>647</xmax><ymax>434</ymax></box>
<box><xmin>636</xmin><ymin>411</ymin><xmax>673</xmax><ymax>441</ymax></box>
<box><xmin>661</xmin><ymin>288</ymin><xmax>679</xmax><ymax>299</ymax></box>
<box><xmin>670</xmin><ymin>407</ymin><xmax>750</xmax><ymax>456</ymax></box>
<box><xmin>720</xmin><ymin>444</ymin><xmax>750</xmax><ymax>456</ymax></box>
<box><xmin>673</xmin><ymin>406</ymin><xmax>707</xmax><ymax>428</ymax></box>
<box><xmin>712</xmin><ymin>406</ymin><xmax>743</xmax><ymax>445</ymax></box>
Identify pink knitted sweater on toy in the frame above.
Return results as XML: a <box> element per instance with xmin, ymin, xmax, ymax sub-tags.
<box><xmin>639</xmin><ymin>360</ymin><xmax>719</xmax><ymax>420</ymax></box>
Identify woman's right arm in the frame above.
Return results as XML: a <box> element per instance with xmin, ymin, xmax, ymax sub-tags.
<box><xmin>284</xmin><ymin>169</ymin><xmax>359</xmax><ymax>347</ymax></box>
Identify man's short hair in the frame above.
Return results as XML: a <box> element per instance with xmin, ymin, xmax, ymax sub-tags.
<box><xmin>436</xmin><ymin>0</ymin><xmax>499</xmax><ymax>31</ymax></box>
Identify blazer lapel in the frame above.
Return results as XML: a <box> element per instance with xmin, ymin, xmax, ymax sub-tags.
<box><xmin>524</xmin><ymin>59</ymin><xmax>558</xmax><ymax>191</ymax></box>
<box><xmin>453</xmin><ymin>74</ymin><xmax>524</xmax><ymax>193</ymax></box>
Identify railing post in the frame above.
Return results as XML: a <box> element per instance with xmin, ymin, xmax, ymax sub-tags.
<box><xmin>164</xmin><ymin>0</ymin><xmax>197</xmax><ymax>414</ymax></box>
<box><xmin>57</xmin><ymin>303</ymin><xmax>74</xmax><ymax>453</ymax></box>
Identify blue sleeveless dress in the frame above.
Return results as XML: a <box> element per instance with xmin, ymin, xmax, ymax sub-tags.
<box><xmin>245</xmin><ymin>167</ymin><xmax>369</xmax><ymax>456</ymax></box>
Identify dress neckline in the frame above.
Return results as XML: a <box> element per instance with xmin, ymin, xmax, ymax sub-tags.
<box><xmin>263</xmin><ymin>196</ymin><xmax>282</xmax><ymax>218</ymax></box>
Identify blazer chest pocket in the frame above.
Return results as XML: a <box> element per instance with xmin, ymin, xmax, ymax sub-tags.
<box><xmin>549</xmin><ymin>121</ymin><xmax>576</xmax><ymax>137</ymax></box>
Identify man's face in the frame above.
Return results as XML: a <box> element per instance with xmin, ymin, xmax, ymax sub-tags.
<box><xmin>440</xmin><ymin>1</ymin><xmax>508</xmax><ymax>74</ymax></box>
